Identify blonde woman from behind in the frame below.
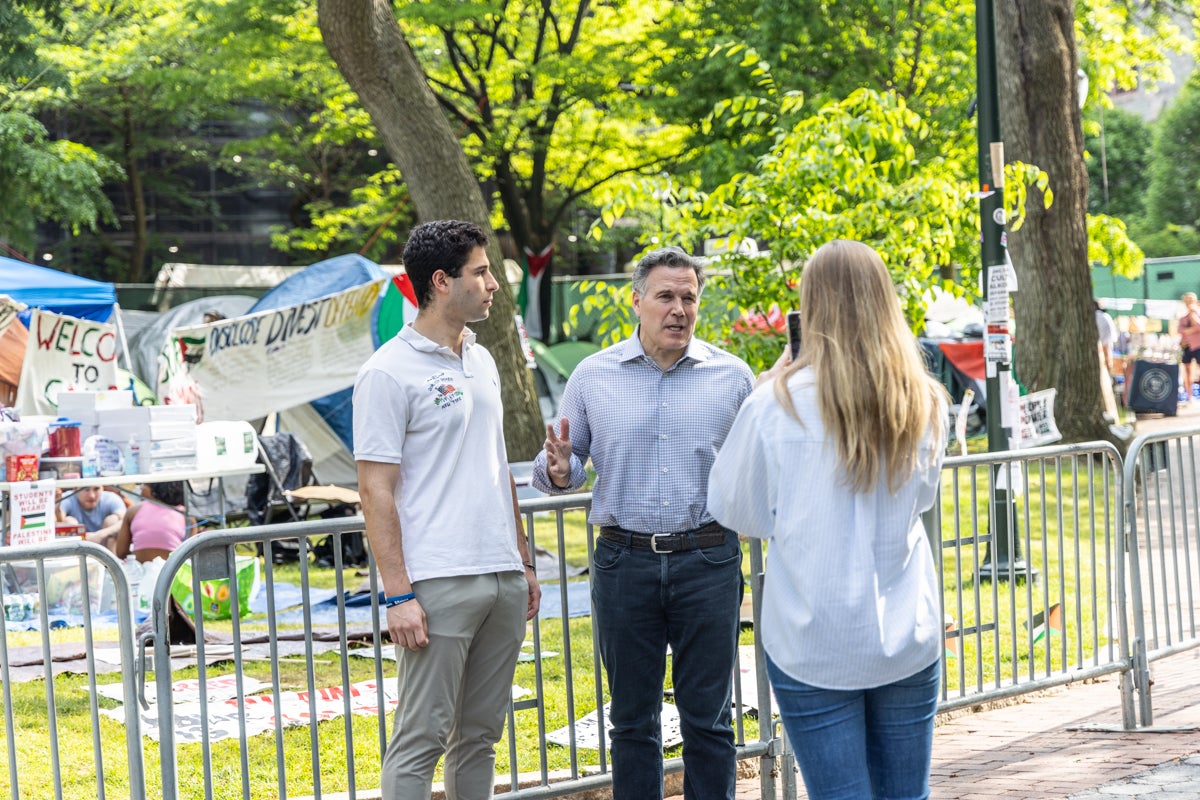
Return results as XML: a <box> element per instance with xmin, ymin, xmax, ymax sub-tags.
<box><xmin>708</xmin><ymin>239</ymin><xmax>948</xmax><ymax>800</ymax></box>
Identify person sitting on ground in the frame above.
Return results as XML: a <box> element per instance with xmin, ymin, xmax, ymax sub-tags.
<box><xmin>115</xmin><ymin>481</ymin><xmax>190</xmax><ymax>563</ymax></box>
<box><xmin>59</xmin><ymin>486</ymin><xmax>126</xmax><ymax>551</ymax></box>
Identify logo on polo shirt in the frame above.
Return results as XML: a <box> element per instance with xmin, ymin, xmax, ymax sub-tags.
<box><xmin>426</xmin><ymin>372</ymin><xmax>464</xmax><ymax>409</ymax></box>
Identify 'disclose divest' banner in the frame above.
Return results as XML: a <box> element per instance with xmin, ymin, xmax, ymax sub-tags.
<box><xmin>16</xmin><ymin>309</ymin><xmax>120</xmax><ymax>414</ymax></box>
<box><xmin>158</xmin><ymin>279</ymin><xmax>386</xmax><ymax>422</ymax></box>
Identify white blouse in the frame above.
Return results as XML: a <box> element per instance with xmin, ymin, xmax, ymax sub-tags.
<box><xmin>708</xmin><ymin>369</ymin><xmax>945</xmax><ymax>690</ymax></box>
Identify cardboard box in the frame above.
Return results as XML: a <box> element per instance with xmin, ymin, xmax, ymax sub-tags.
<box><xmin>56</xmin><ymin>390</ymin><xmax>133</xmax><ymax>422</ymax></box>
<box><xmin>144</xmin><ymin>456</ymin><xmax>199</xmax><ymax>474</ymax></box>
<box><xmin>104</xmin><ymin>422</ymin><xmax>198</xmax><ymax>444</ymax></box>
<box><xmin>97</xmin><ymin>405</ymin><xmax>196</xmax><ymax>426</ymax></box>
<box><xmin>5</xmin><ymin>454</ymin><xmax>39</xmax><ymax>482</ymax></box>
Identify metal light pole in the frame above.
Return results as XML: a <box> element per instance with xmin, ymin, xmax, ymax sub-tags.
<box><xmin>976</xmin><ymin>0</ymin><xmax>1035</xmax><ymax>582</ymax></box>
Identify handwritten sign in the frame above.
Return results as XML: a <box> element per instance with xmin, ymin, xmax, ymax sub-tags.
<box><xmin>15</xmin><ymin>310</ymin><xmax>119</xmax><ymax>415</ymax></box>
<box><xmin>158</xmin><ymin>280</ymin><xmax>386</xmax><ymax>421</ymax></box>
<box><xmin>8</xmin><ymin>480</ymin><xmax>56</xmax><ymax>546</ymax></box>
<box><xmin>1012</xmin><ymin>388</ymin><xmax>1061</xmax><ymax>449</ymax></box>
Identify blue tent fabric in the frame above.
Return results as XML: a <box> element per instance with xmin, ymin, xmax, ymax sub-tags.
<box><xmin>247</xmin><ymin>253</ymin><xmax>385</xmax><ymax>314</ymax></box>
<box><xmin>310</xmin><ymin>388</ymin><xmax>355</xmax><ymax>452</ymax></box>
<box><xmin>247</xmin><ymin>253</ymin><xmax>386</xmax><ymax>453</ymax></box>
<box><xmin>0</xmin><ymin>256</ymin><xmax>117</xmax><ymax>322</ymax></box>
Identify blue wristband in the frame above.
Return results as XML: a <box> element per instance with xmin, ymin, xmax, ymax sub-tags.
<box><xmin>384</xmin><ymin>592</ymin><xmax>416</xmax><ymax>608</ymax></box>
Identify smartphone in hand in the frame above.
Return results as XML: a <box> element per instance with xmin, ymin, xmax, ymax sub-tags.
<box><xmin>786</xmin><ymin>310</ymin><xmax>802</xmax><ymax>361</ymax></box>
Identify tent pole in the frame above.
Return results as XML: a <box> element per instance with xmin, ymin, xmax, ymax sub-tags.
<box><xmin>113</xmin><ymin>303</ymin><xmax>134</xmax><ymax>373</ymax></box>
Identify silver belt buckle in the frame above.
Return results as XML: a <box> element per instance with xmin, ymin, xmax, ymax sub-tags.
<box><xmin>650</xmin><ymin>533</ymin><xmax>673</xmax><ymax>553</ymax></box>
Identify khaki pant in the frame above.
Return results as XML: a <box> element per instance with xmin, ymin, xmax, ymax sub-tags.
<box><xmin>381</xmin><ymin>571</ymin><xmax>527</xmax><ymax>800</ymax></box>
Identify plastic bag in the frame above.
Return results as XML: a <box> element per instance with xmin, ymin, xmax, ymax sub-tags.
<box><xmin>169</xmin><ymin>556</ymin><xmax>259</xmax><ymax>620</ymax></box>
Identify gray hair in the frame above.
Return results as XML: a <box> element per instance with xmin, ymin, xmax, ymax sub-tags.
<box><xmin>631</xmin><ymin>246</ymin><xmax>706</xmax><ymax>295</ymax></box>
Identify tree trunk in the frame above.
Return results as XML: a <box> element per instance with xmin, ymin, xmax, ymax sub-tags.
<box><xmin>994</xmin><ymin>0</ymin><xmax>1112</xmax><ymax>443</ymax></box>
<box><xmin>123</xmin><ymin>105</ymin><xmax>148</xmax><ymax>285</ymax></box>
<box><xmin>316</xmin><ymin>0</ymin><xmax>544</xmax><ymax>460</ymax></box>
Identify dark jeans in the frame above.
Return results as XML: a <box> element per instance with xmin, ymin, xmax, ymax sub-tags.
<box><xmin>591</xmin><ymin>530</ymin><xmax>743</xmax><ymax>800</ymax></box>
<box><xmin>766</xmin><ymin>656</ymin><xmax>941</xmax><ymax>800</ymax></box>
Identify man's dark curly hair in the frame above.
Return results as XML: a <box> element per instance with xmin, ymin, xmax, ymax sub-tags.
<box><xmin>401</xmin><ymin>220</ymin><xmax>490</xmax><ymax>307</ymax></box>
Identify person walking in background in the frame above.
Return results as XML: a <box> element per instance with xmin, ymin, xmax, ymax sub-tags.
<box><xmin>1095</xmin><ymin>300</ymin><xmax>1120</xmax><ymax>420</ymax></box>
<box><xmin>114</xmin><ymin>480</ymin><xmax>189</xmax><ymax>563</ymax></box>
<box><xmin>1178</xmin><ymin>292</ymin><xmax>1200</xmax><ymax>404</ymax></box>
<box><xmin>532</xmin><ymin>246</ymin><xmax>754</xmax><ymax>800</ymax></box>
<box><xmin>354</xmin><ymin>219</ymin><xmax>540</xmax><ymax>800</ymax></box>
<box><xmin>708</xmin><ymin>239</ymin><xmax>948</xmax><ymax>800</ymax></box>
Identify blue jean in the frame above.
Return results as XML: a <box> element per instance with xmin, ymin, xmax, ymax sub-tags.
<box><xmin>766</xmin><ymin>656</ymin><xmax>940</xmax><ymax>800</ymax></box>
<box><xmin>591</xmin><ymin>530</ymin><xmax>743</xmax><ymax>800</ymax></box>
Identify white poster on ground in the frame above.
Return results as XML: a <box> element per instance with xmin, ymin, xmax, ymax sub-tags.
<box><xmin>546</xmin><ymin>701</ymin><xmax>683</xmax><ymax>750</ymax></box>
<box><xmin>15</xmin><ymin>310</ymin><xmax>120</xmax><ymax>414</ymax></box>
<box><xmin>100</xmin><ymin>676</ymin><xmax>397</xmax><ymax>742</ymax></box>
<box><xmin>157</xmin><ymin>280</ymin><xmax>386</xmax><ymax>422</ymax></box>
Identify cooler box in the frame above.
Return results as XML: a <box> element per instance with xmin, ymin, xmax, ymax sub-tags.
<box><xmin>1124</xmin><ymin>360</ymin><xmax>1179</xmax><ymax>416</ymax></box>
<box><xmin>195</xmin><ymin>420</ymin><xmax>258</xmax><ymax>472</ymax></box>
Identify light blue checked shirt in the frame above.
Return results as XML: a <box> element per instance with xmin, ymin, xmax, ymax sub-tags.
<box><xmin>531</xmin><ymin>330</ymin><xmax>754</xmax><ymax>533</ymax></box>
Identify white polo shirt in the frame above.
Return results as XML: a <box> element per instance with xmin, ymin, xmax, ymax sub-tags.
<box><xmin>352</xmin><ymin>324</ymin><xmax>522</xmax><ymax>583</ymax></box>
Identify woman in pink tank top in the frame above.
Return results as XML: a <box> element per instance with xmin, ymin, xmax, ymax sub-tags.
<box><xmin>115</xmin><ymin>480</ymin><xmax>189</xmax><ymax>563</ymax></box>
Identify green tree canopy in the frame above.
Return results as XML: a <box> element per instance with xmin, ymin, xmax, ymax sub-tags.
<box><xmin>1144</xmin><ymin>77</ymin><xmax>1200</xmax><ymax>234</ymax></box>
<box><xmin>1083</xmin><ymin>105</ymin><xmax>1152</xmax><ymax>220</ymax></box>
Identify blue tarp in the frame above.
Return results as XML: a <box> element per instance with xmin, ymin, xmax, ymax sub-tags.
<box><xmin>247</xmin><ymin>253</ymin><xmax>387</xmax><ymax>453</ymax></box>
<box><xmin>247</xmin><ymin>253</ymin><xmax>385</xmax><ymax>315</ymax></box>
<box><xmin>0</xmin><ymin>256</ymin><xmax>117</xmax><ymax>322</ymax></box>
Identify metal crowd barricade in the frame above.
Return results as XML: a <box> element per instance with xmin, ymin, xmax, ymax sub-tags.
<box><xmin>0</xmin><ymin>539</ymin><xmax>144</xmax><ymax>800</ymax></box>
<box><xmin>924</xmin><ymin>441</ymin><xmax>1136</xmax><ymax>728</ymax></box>
<box><xmin>1122</xmin><ymin>425</ymin><xmax>1200</xmax><ymax>726</ymax></box>
<box><xmin>29</xmin><ymin>432</ymin><xmax>1200</xmax><ymax>798</ymax></box>
<box><xmin>146</xmin><ymin>496</ymin><xmax>789</xmax><ymax>800</ymax></box>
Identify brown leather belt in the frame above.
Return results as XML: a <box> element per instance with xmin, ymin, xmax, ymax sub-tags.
<box><xmin>599</xmin><ymin>521</ymin><xmax>729</xmax><ymax>553</ymax></box>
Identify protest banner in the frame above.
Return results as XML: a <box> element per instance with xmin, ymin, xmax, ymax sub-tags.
<box><xmin>15</xmin><ymin>310</ymin><xmax>119</xmax><ymax>414</ymax></box>
<box><xmin>8</xmin><ymin>481</ymin><xmax>56</xmax><ymax>546</ymax></box>
<box><xmin>158</xmin><ymin>280</ymin><xmax>386</xmax><ymax>421</ymax></box>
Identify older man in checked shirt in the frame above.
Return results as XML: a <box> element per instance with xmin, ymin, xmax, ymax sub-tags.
<box><xmin>532</xmin><ymin>246</ymin><xmax>753</xmax><ymax>800</ymax></box>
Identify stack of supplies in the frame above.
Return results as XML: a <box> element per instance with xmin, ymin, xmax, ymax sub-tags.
<box><xmin>96</xmin><ymin>404</ymin><xmax>198</xmax><ymax>474</ymax></box>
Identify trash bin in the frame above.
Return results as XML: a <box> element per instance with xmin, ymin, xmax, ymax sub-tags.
<box><xmin>1124</xmin><ymin>359</ymin><xmax>1178</xmax><ymax>416</ymax></box>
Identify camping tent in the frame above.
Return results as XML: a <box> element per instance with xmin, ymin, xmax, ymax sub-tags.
<box><xmin>245</xmin><ymin>253</ymin><xmax>387</xmax><ymax>458</ymax></box>
<box><xmin>0</xmin><ymin>257</ymin><xmax>117</xmax><ymax>322</ymax></box>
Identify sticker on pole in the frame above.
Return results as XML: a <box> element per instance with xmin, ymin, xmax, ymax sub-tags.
<box><xmin>985</xmin><ymin>326</ymin><xmax>1011</xmax><ymax>363</ymax></box>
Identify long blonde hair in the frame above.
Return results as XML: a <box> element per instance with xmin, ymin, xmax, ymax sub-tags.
<box><xmin>774</xmin><ymin>240</ymin><xmax>947</xmax><ymax>493</ymax></box>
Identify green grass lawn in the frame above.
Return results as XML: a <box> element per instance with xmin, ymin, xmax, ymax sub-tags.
<box><xmin>1</xmin><ymin>460</ymin><xmax>1122</xmax><ymax>798</ymax></box>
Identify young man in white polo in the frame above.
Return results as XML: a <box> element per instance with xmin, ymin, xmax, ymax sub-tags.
<box><xmin>353</xmin><ymin>219</ymin><xmax>541</xmax><ymax>799</ymax></box>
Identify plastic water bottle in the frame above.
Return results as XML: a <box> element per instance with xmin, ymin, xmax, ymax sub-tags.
<box><xmin>124</xmin><ymin>435</ymin><xmax>142</xmax><ymax>475</ymax></box>
<box><xmin>82</xmin><ymin>450</ymin><xmax>100</xmax><ymax>479</ymax></box>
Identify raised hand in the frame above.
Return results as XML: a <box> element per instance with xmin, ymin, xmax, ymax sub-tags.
<box><xmin>544</xmin><ymin>418</ymin><xmax>572</xmax><ymax>488</ymax></box>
